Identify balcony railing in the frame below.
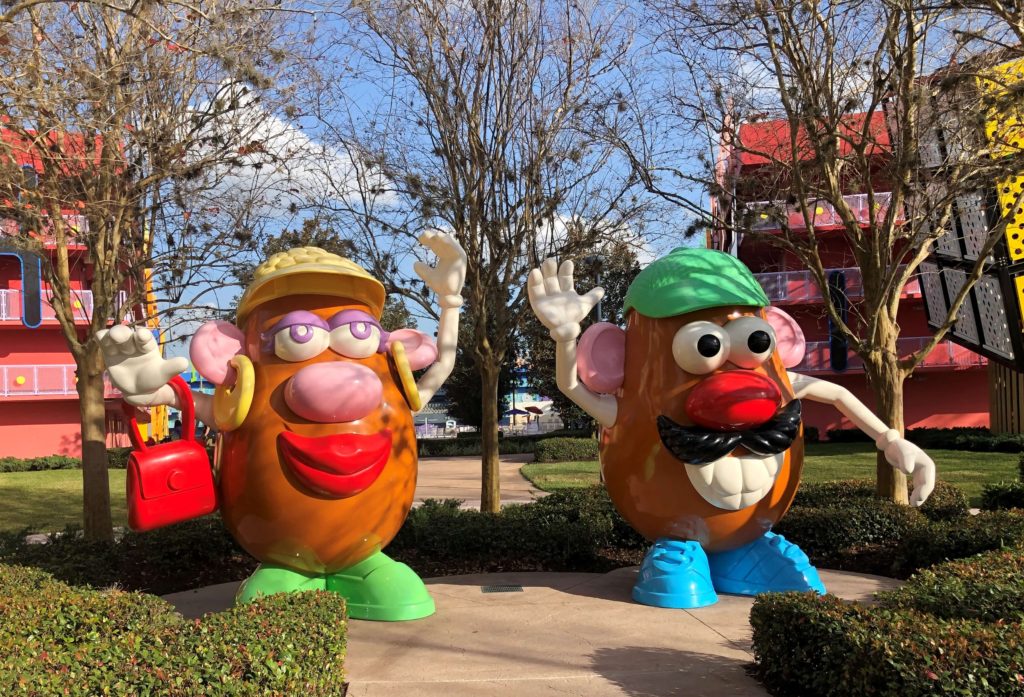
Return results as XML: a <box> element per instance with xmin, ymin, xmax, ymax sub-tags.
<box><xmin>747</xmin><ymin>193</ymin><xmax>905</xmax><ymax>233</ymax></box>
<box><xmin>0</xmin><ymin>289</ymin><xmax>134</xmax><ymax>324</ymax></box>
<box><xmin>0</xmin><ymin>364</ymin><xmax>121</xmax><ymax>399</ymax></box>
<box><xmin>0</xmin><ymin>213</ymin><xmax>87</xmax><ymax>245</ymax></box>
<box><xmin>795</xmin><ymin>336</ymin><xmax>986</xmax><ymax>374</ymax></box>
<box><xmin>754</xmin><ymin>266</ymin><xmax>921</xmax><ymax>305</ymax></box>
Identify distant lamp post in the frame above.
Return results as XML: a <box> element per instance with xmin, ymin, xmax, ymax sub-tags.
<box><xmin>581</xmin><ymin>254</ymin><xmax>604</xmax><ymax>323</ymax></box>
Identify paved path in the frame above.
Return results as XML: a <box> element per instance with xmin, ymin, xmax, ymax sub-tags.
<box><xmin>415</xmin><ymin>454</ymin><xmax>542</xmax><ymax>507</ymax></box>
<box><xmin>164</xmin><ymin>567</ymin><xmax>899</xmax><ymax>697</ymax></box>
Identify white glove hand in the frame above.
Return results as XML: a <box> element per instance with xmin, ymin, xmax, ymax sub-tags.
<box><xmin>877</xmin><ymin>430</ymin><xmax>936</xmax><ymax>507</ymax></box>
<box><xmin>527</xmin><ymin>258</ymin><xmax>605</xmax><ymax>342</ymax></box>
<box><xmin>414</xmin><ymin>230</ymin><xmax>467</xmax><ymax>309</ymax></box>
<box><xmin>97</xmin><ymin>325</ymin><xmax>189</xmax><ymax>407</ymax></box>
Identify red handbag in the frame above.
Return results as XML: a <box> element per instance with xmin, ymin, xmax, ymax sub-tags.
<box><xmin>123</xmin><ymin>376</ymin><xmax>218</xmax><ymax>532</ymax></box>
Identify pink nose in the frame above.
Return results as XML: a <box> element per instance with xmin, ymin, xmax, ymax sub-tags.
<box><xmin>284</xmin><ymin>361</ymin><xmax>383</xmax><ymax>423</ymax></box>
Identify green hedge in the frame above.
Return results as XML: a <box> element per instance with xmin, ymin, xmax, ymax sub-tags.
<box><xmin>532</xmin><ymin>437</ymin><xmax>599</xmax><ymax>463</ymax></box>
<box><xmin>0</xmin><ymin>447</ymin><xmax>188</xmax><ymax>472</ymax></box>
<box><xmin>826</xmin><ymin>426</ymin><xmax>1024</xmax><ymax>452</ymax></box>
<box><xmin>792</xmin><ymin>479</ymin><xmax>970</xmax><ymax>521</ymax></box>
<box><xmin>751</xmin><ymin>548</ymin><xmax>1024</xmax><ymax>697</ymax></box>
<box><xmin>0</xmin><ymin>564</ymin><xmax>347</xmax><ymax>695</ymax></box>
<box><xmin>982</xmin><ymin>481</ymin><xmax>1024</xmax><ymax>511</ymax></box>
<box><xmin>418</xmin><ymin>429</ymin><xmax>592</xmax><ymax>457</ymax></box>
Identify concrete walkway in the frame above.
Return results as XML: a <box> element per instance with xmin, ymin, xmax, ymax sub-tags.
<box><xmin>164</xmin><ymin>567</ymin><xmax>899</xmax><ymax>697</ymax></box>
<box><xmin>415</xmin><ymin>454</ymin><xmax>542</xmax><ymax>507</ymax></box>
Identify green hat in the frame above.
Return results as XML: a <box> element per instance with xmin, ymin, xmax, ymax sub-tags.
<box><xmin>623</xmin><ymin>247</ymin><xmax>769</xmax><ymax>318</ymax></box>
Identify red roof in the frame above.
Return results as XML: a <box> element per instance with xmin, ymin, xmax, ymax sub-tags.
<box><xmin>737</xmin><ymin>112</ymin><xmax>892</xmax><ymax>168</ymax></box>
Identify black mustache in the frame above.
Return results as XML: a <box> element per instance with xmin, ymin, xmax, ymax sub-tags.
<box><xmin>656</xmin><ymin>400</ymin><xmax>802</xmax><ymax>465</ymax></box>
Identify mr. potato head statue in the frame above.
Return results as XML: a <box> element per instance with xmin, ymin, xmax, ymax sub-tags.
<box><xmin>100</xmin><ymin>232</ymin><xmax>467</xmax><ymax>621</ymax></box>
<box><xmin>529</xmin><ymin>247</ymin><xmax>936</xmax><ymax>609</ymax></box>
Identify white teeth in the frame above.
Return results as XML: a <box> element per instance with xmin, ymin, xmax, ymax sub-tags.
<box><xmin>695</xmin><ymin>463</ymin><xmax>715</xmax><ymax>487</ymax></box>
<box><xmin>682</xmin><ymin>452</ymin><xmax>786</xmax><ymax>511</ymax></box>
<box><xmin>714</xmin><ymin>460</ymin><xmax>744</xmax><ymax>495</ymax></box>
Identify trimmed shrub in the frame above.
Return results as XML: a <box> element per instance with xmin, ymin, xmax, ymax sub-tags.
<box><xmin>0</xmin><ymin>455</ymin><xmax>80</xmax><ymax>472</ymax></box>
<box><xmin>532</xmin><ymin>437</ymin><xmax>599</xmax><ymax>463</ymax></box>
<box><xmin>418</xmin><ymin>429</ymin><xmax>593</xmax><ymax>457</ymax></box>
<box><xmin>893</xmin><ymin>510</ymin><xmax>1024</xmax><ymax>575</ymax></box>
<box><xmin>751</xmin><ymin>593</ymin><xmax>1024</xmax><ymax>697</ymax></box>
<box><xmin>0</xmin><ymin>564</ymin><xmax>347</xmax><ymax>695</ymax></box>
<box><xmin>983</xmin><ymin>481</ymin><xmax>1024</xmax><ymax>511</ymax></box>
<box><xmin>0</xmin><ymin>517</ymin><xmax>256</xmax><ymax>595</ymax></box>
<box><xmin>752</xmin><ymin>548</ymin><xmax>1024</xmax><ymax>696</ymax></box>
<box><xmin>773</xmin><ymin>498</ymin><xmax>925</xmax><ymax>560</ymax></box>
<box><xmin>879</xmin><ymin>549</ymin><xmax>1024</xmax><ymax>623</ymax></box>
<box><xmin>826</xmin><ymin>426</ymin><xmax>1024</xmax><ymax>452</ymax></box>
<box><xmin>803</xmin><ymin>425</ymin><xmax>820</xmax><ymax>443</ymax></box>
<box><xmin>792</xmin><ymin>479</ymin><xmax>969</xmax><ymax>521</ymax></box>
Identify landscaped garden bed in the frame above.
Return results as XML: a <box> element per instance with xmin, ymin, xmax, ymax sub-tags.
<box><xmin>0</xmin><ymin>564</ymin><xmax>348</xmax><ymax>695</ymax></box>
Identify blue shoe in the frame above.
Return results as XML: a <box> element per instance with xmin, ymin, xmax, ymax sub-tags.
<box><xmin>707</xmin><ymin>531</ymin><xmax>826</xmax><ymax>596</ymax></box>
<box><xmin>632</xmin><ymin>538</ymin><xmax>718</xmax><ymax>609</ymax></box>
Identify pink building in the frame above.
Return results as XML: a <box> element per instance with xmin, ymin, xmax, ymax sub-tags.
<box><xmin>713</xmin><ymin>115</ymin><xmax>989</xmax><ymax>436</ymax></box>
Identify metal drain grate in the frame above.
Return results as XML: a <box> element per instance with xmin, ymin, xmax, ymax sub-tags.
<box><xmin>481</xmin><ymin>584</ymin><xmax>524</xmax><ymax>593</ymax></box>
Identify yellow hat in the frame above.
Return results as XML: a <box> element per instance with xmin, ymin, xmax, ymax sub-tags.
<box><xmin>236</xmin><ymin>247</ymin><xmax>385</xmax><ymax>325</ymax></box>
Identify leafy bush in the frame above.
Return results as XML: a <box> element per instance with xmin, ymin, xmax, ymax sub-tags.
<box><xmin>532</xmin><ymin>437</ymin><xmax>599</xmax><ymax>463</ymax></box>
<box><xmin>418</xmin><ymin>429</ymin><xmax>593</xmax><ymax>457</ymax></box>
<box><xmin>893</xmin><ymin>510</ymin><xmax>1024</xmax><ymax>575</ymax></box>
<box><xmin>0</xmin><ymin>564</ymin><xmax>347</xmax><ymax>695</ymax></box>
<box><xmin>878</xmin><ymin>549</ymin><xmax>1024</xmax><ymax>623</ymax></box>
<box><xmin>751</xmin><ymin>592</ymin><xmax>1024</xmax><ymax>697</ymax></box>
<box><xmin>0</xmin><ymin>455</ymin><xmax>80</xmax><ymax>472</ymax></box>
<box><xmin>983</xmin><ymin>481</ymin><xmax>1024</xmax><ymax>511</ymax></box>
<box><xmin>793</xmin><ymin>479</ymin><xmax>969</xmax><ymax>521</ymax></box>
<box><xmin>751</xmin><ymin>548</ymin><xmax>1024</xmax><ymax>697</ymax></box>
<box><xmin>774</xmin><ymin>498</ymin><xmax>925</xmax><ymax>560</ymax></box>
<box><xmin>0</xmin><ymin>517</ymin><xmax>256</xmax><ymax>595</ymax></box>
<box><xmin>826</xmin><ymin>426</ymin><xmax>1024</xmax><ymax>452</ymax></box>
<box><xmin>803</xmin><ymin>425</ymin><xmax>819</xmax><ymax>443</ymax></box>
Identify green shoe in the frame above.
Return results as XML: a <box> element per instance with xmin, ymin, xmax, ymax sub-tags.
<box><xmin>326</xmin><ymin>551</ymin><xmax>435</xmax><ymax>621</ymax></box>
<box><xmin>236</xmin><ymin>563</ymin><xmax>326</xmax><ymax>604</ymax></box>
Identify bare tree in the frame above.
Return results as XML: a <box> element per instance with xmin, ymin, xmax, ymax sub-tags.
<box><xmin>311</xmin><ymin>0</ymin><xmax>659</xmax><ymax>511</ymax></box>
<box><xmin>0</xmin><ymin>2</ymin><xmax>309</xmax><ymax>539</ymax></box>
<box><xmin>614</xmin><ymin>0</ymin><xmax>1024</xmax><ymax>503</ymax></box>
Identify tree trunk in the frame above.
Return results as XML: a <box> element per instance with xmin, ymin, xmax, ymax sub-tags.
<box><xmin>867</xmin><ymin>351</ymin><xmax>910</xmax><ymax>505</ymax></box>
<box><xmin>479</xmin><ymin>359</ymin><xmax>502</xmax><ymax>513</ymax></box>
<box><xmin>77</xmin><ymin>343</ymin><xmax>114</xmax><ymax>541</ymax></box>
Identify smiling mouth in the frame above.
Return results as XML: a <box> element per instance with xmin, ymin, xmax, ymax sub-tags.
<box><xmin>278</xmin><ymin>430</ymin><xmax>392</xmax><ymax>499</ymax></box>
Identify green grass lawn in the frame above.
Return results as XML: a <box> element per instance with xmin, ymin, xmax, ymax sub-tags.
<box><xmin>0</xmin><ymin>469</ymin><xmax>127</xmax><ymax>532</ymax></box>
<box><xmin>520</xmin><ymin>442</ymin><xmax>1021</xmax><ymax>506</ymax></box>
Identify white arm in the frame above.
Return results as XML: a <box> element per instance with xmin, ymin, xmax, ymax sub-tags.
<box><xmin>529</xmin><ymin>257</ymin><xmax>618</xmax><ymax>428</ymax></box>
<box><xmin>410</xmin><ymin>230</ymin><xmax>466</xmax><ymax>408</ymax></box>
<box><xmin>787</xmin><ymin>371</ymin><xmax>935</xmax><ymax>506</ymax></box>
<box><xmin>416</xmin><ymin>301</ymin><xmax>460</xmax><ymax>408</ymax></box>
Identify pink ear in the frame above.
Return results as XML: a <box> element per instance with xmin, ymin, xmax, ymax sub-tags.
<box><xmin>388</xmin><ymin>328</ymin><xmax>438</xmax><ymax>370</ymax></box>
<box><xmin>765</xmin><ymin>306</ymin><xmax>805</xmax><ymax>369</ymax></box>
<box><xmin>577</xmin><ymin>322</ymin><xmax>626</xmax><ymax>394</ymax></box>
<box><xmin>190</xmin><ymin>320</ymin><xmax>245</xmax><ymax>386</ymax></box>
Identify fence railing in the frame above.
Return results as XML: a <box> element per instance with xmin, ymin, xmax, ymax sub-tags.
<box><xmin>0</xmin><ymin>364</ymin><xmax>121</xmax><ymax>399</ymax></box>
<box><xmin>795</xmin><ymin>336</ymin><xmax>986</xmax><ymax>374</ymax></box>
<box><xmin>0</xmin><ymin>289</ymin><xmax>133</xmax><ymax>324</ymax></box>
<box><xmin>754</xmin><ymin>266</ymin><xmax>921</xmax><ymax>305</ymax></box>
<box><xmin>746</xmin><ymin>192</ymin><xmax>905</xmax><ymax>232</ymax></box>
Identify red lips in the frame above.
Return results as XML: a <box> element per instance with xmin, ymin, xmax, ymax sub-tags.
<box><xmin>278</xmin><ymin>430</ymin><xmax>392</xmax><ymax>498</ymax></box>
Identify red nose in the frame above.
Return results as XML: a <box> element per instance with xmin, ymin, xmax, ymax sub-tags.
<box><xmin>684</xmin><ymin>371</ymin><xmax>782</xmax><ymax>431</ymax></box>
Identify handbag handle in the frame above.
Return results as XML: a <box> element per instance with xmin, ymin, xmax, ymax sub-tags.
<box><xmin>122</xmin><ymin>376</ymin><xmax>195</xmax><ymax>451</ymax></box>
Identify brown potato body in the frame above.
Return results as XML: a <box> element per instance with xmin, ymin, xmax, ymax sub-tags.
<box><xmin>217</xmin><ymin>294</ymin><xmax>417</xmax><ymax>573</ymax></box>
<box><xmin>601</xmin><ymin>307</ymin><xmax>804</xmax><ymax>553</ymax></box>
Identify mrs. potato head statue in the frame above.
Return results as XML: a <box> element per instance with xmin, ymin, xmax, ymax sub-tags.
<box><xmin>528</xmin><ymin>247</ymin><xmax>935</xmax><ymax>609</ymax></box>
<box><xmin>99</xmin><ymin>232</ymin><xmax>467</xmax><ymax>621</ymax></box>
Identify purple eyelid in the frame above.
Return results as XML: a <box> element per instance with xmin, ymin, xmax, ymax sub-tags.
<box><xmin>326</xmin><ymin>310</ymin><xmax>390</xmax><ymax>353</ymax></box>
<box><xmin>261</xmin><ymin>311</ymin><xmax>330</xmax><ymax>352</ymax></box>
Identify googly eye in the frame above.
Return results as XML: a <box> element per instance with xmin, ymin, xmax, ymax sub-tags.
<box><xmin>274</xmin><ymin>324</ymin><xmax>330</xmax><ymax>362</ymax></box>
<box><xmin>725</xmin><ymin>316</ymin><xmax>776</xmax><ymax>369</ymax></box>
<box><xmin>330</xmin><ymin>321</ymin><xmax>381</xmax><ymax>359</ymax></box>
<box><xmin>672</xmin><ymin>321</ymin><xmax>730</xmax><ymax>375</ymax></box>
